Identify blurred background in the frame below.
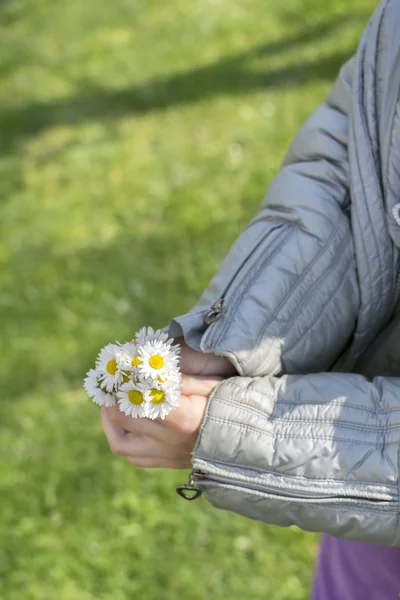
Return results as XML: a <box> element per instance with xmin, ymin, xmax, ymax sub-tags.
<box><xmin>0</xmin><ymin>0</ymin><xmax>377</xmax><ymax>598</ymax></box>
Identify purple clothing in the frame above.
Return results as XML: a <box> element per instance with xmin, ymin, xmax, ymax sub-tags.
<box><xmin>312</xmin><ymin>534</ymin><xmax>400</xmax><ymax>599</ymax></box>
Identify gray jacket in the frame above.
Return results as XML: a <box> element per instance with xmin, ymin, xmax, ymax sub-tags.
<box><xmin>169</xmin><ymin>0</ymin><xmax>400</xmax><ymax>546</ymax></box>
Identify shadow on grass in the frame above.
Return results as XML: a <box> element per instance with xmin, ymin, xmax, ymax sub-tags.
<box><xmin>0</xmin><ymin>12</ymin><xmax>367</xmax><ymax>155</ymax></box>
<box><xmin>0</xmin><ymin>10</ymin><xmax>369</xmax><ymax>399</ymax></box>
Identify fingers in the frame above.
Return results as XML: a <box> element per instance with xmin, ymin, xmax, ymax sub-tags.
<box><xmin>105</xmin><ymin>404</ymin><xmax>166</xmax><ymax>441</ymax></box>
<box><xmin>100</xmin><ymin>408</ymin><xmax>191</xmax><ymax>461</ymax></box>
<box><xmin>100</xmin><ymin>375</ymin><xmax>214</xmax><ymax>468</ymax></box>
<box><xmin>153</xmin><ymin>393</ymin><xmax>207</xmax><ymax>441</ymax></box>
<box><xmin>100</xmin><ymin>408</ymin><xmax>132</xmax><ymax>455</ymax></box>
<box><xmin>101</xmin><ymin>408</ymin><xmax>159</xmax><ymax>457</ymax></box>
<box><xmin>181</xmin><ymin>374</ymin><xmax>222</xmax><ymax>397</ymax></box>
<box><xmin>178</xmin><ymin>341</ymin><xmax>204</xmax><ymax>376</ymax></box>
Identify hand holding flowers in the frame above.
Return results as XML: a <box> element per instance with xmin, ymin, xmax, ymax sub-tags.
<box><xmin>84</xmin><ymin>327</ymin><xmax>182</xmax><ymax>420</ymax></box>
<box><xmin>84</xmin><ymin>327</ymin><xmax>233</xmax><ymax>469</ymax></box>
<box><xmin>100</xmin><ymin>374</ymin><xmax>222</xmax><ymax>469</ymax></box>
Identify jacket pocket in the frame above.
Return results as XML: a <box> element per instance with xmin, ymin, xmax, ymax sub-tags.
<box><xmin>177</xmin><ymin>467</ymin><xmax>398</xmax><ymax>509</ymax></box>
<box><xmin>201</xmin><ymin>220</ymin><xmax>294</xmax><ymax>328</ymax></box>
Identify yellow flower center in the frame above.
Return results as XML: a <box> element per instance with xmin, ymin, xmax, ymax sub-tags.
<box><xmin>131</xmin><ymin>357</ymin><xmax>142</xmax><ymax>368</ymax></box>
<box><xmin>150</xmin><ymin>389</ymin><xmax>165</xmax><ymax>404</ymax></box>
<box><xmin>106</xmin><ymin>359</ymin><xmax>117</xmax><ymax>375</ymax></box>
<box><xmin>130</xmin><ymin>339</ymin><xmax>136</xmax><ymax>344</ymax></box>
<box><xmin>157</xmin><ymin>375</ymin><xmax>168</xmax><ymax>383</ymax></box>
<box><xmin>128</xmin><ymin>390</ymin><xmax>144</xmax><ymax>405</ymax></box>
<box><xmin>149</xmin><ymin>354</ymin><xmax>165</xmax><ymax>370</ymax></box>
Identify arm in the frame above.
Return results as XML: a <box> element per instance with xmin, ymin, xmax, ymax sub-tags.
<box><xmin>102</xmin><ymin>370</ymin><xmax>400</xmax><ymax>546</ymax></box>
<box><xmin>102</xmin><ymin>56</ymin><xmax>400</xmax><ymax>544</ymax></box>
<box><xmin>169</xmin><ymin>58</ymin><xmax>359</xmax><ymax>377</ymax></box>
<box><xmin>102</xmin><ymin>8</ymin><xmax>399</xmax><ymax>543</ymax></box>
<box><xmin>187</xmin><ymin>373</ymin><xmax>400</xmax><ymax>547</ymax></box>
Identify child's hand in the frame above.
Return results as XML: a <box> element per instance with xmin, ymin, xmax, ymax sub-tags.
<box><xmin>100</xmin><ymin>374</ymin><xmax>222</xmax><ymax>469</ymax></box>
<box><xmin>178</xmin><ymin>338</ymin><xmax>236</xmax><ymax>377</ymax></box>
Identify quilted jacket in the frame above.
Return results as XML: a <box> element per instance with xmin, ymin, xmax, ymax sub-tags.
<box><xmin>169</xmin><ymin>0</ymin><xmax>400</xmax><ymax>546</ymax></box>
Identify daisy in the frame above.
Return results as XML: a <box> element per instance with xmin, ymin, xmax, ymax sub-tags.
<box><xmin>84</xmin><ymin>368</ymin><xmax>101</xmax><ymax>398</ymax></box>
<box><xmin>138</xmin><ymin>340</ymin><xmax>180</xmax><ymax>381</ymax></box>
<box><xmin>144</xmin><ymin>382</ymin><xmax>181</xmax><ymax>420</ymax></box>
<box><xmin>117</xmin><ymin>341</ymin><xmax>143</xmax><ymax>373</ymax></box>
<box><xmin>117</xmin><ymin>381</ymin><xmax>148</xmax><ymax>418</ymax></box>
<box><xmin>96</xmin><ymin>343</ymin><xmax>125</xmax><ymax>392</ymax></box>
<box><xmin>153</xmin><ymin>370</ymin><xmax>182</xmax><ymax>388</ymax></box>
<box><xmin>94</xmin><ymin>388</ymin><xmax>116</xmax><ymax>407</ymax></box>
<box><xmin>134</xmin><ymin>326</ymin><xmax>176</xmax><ymax>348</ymax></box>
<box><xmin>84</xmin><ymin>369</ymin><xmax>115</xmax><ymax>407</ymax></box>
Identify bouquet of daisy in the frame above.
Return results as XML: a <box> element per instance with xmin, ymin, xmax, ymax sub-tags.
<box><xmin>84</xmin><ymin>327</ymin><xmax>181</xmax><ymax>420</ymax></box>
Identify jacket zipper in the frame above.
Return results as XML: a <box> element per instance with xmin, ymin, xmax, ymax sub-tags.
<box><xmin>204</xmin><ymin>223</ymin><xmax>291</xmax><ymax>325</ymax></box>
<box><xmin>204</xmin><ymin>298</ymin><xmax>227</xmax><ymax>325</ymax></box>
<box><xmin>177</xmin><ymin>469</ymin><xmax>397</xmax><ymax>506</ymax></box>
<box><xmin>176</xmin><ymin>470</ymin><xmax>206</xmax><ymax>500</ymax></box>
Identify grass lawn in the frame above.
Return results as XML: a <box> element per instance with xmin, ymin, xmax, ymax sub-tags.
<box><xmin>0</xmin><ymin>0</ymin><xmax>376</xmax><ymax>598</ymax></box>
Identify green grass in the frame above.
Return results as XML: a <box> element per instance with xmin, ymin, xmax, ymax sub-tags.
<box><xmin>0</xmin><ymin>0</ymin><xmax>376</xmax><ymax>598</ymax></box>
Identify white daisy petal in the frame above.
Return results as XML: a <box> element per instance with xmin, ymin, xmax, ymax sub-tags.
<box><xmin>84</xmin><ymin>368</ymin><xmax>101</xmax><ymax>398</ymax></box>
<box><xmin>152</xmin><ymin>370</ymin><xmax>182</xmax><ymax>389</ymax></box>
<box><xmin>94</xmin><ymin>388</ymin><xmax>116</xmax><ymax>407</ymax></box>
<box><xmin>144</xmin><ymin>382</ymin><xmax>180</xmax><ymax>420</ymax></box>
<box><xmin>117</xmin><ymin>381</ymin><xmax>147</xmax><ymax>418</ymax></box>
<box><xmin>96</xmin><ymin>343</ymin><xmax>125</xmax><ymax>392</ymax></box>
<box><xmin>138</xmin><ymin>340</ymin><xmax>180</xmax><ymax>381</ymax></box>
<box><xmin>135</xmin><ymin>327</ymin><xmax>171</xmax><ymax>346</ymax></box>
<box><xmin>117</xmin><ymin>342</ymin><xmax>143</xmax><ymax>373</ymax></box>
<box><xmin>84</xmin><ymin>368</ymin><xmax>116</xmax><ymax>406</ymax></box>
<box><xmin>86</xmin><ymin>327</ymin><xmax>182</xmax><ymax>414</ymax></box>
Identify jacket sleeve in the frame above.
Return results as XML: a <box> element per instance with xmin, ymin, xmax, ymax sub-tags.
<box><xmin>169</xmin><ymin>58</ymin><xmax>359</xmax><ymax>377</ymax></box>
<box><xmin>189</xmin><ymin>373</ymin><xmax>400</xmax><ymax>546</ymax></box>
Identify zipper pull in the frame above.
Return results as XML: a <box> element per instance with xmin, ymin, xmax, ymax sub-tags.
<box><xmin>204</xmin><ymin>298</ymin><xmax>227</xmax><ymax>325</ymax></box>
<box><xmin>176</xmin><ymin>471</ymin><xmax>204</xmax><ymax>501</ymax></box>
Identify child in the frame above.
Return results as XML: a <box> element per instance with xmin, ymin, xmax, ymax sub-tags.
<box><xmin>101</xmin><ymin>0</ymin><xmax>400</xmax><ymax>596</ymax></box>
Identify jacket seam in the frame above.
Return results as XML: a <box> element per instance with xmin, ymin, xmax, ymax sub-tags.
<box><xmin>278</xmin><ymin>400</ymin><xmax>400</xmax><ymax>415</ymax></box>
<box><xmin>204</xmin><ymin>482</ymin><xmax>395</xmax><ymax>514</ymax></box>
<box><xmin>221</xmin><ymin>379</ymin><xmax>400</xmax><ymax>415</ymax></box>
<box><xmin>395</xmin><ymin>445</ymin><xmax>400</xmax><ymax>545</ymax></box>
<box><xmin>205</xmin><ymin>414</ymin><xmax>400</xmax><ymax>445</ymax></box>
<box><xmin>372</xmin><ymin>0</ymin><xmax>386</xmax><ymax>177</ymax></box>
<box><xmin>350</xmin><ymin>58</ymin><xmax>380</xmax><ymax>343</ymax></box>
<box><xmin>212</xmin><ymin>394</ymin><xmax>400</xmax><ymax>433</ymax></box>
<box><xmin>281</xmin><ymin>238</ymin><xmax>354</xmax><ymax>358</ymax></box>
<box><xmin>384</xmin><ymin>0</ymin><xmax>400</xmax><ymax>199</ymax></box>
<box><xmin>241</xmin><ymin>217</ymin><xmax>347</xmax><ymax>367</ymax></box>
<box><xmin>357</xmin><ymin>26</ymin><xmax>384</xmax><ymax>317</ymax></box>
<box><xmin>352</xmin><ymin>163</ymin><xmax>385</xmax><ymax>329</ymax></box>
<box><xmin>194</xmin><ymin>456</ymin><xmax>397</xmax><ymax>490</ymax></box>
<box><xmin>276</xmin><ymin>400</ymin><xmax>400</xmax><ymax>416</ymax></box>
<box><xmin>283</xmin><ymin>252</ymin><xmax>353</xmax><ymax>358</ymax></box>
<box><xmin>350</xmin><ymin>31</ymin><xmax>394</xmax><ymax>350</ymax></box>
<box><xmin>193</xmin><ymin>382</ymin><xmax>223</xmax><ymax>455</ymax></box>
<box><xmin>278</xmin><ymin>231</ymin><xmax>353</xmax><ymax>350</ymax></box>
<box><xmin>209</xmin><ymin>225</ymin><xmax>295</xmax><ymax>348</ymax></box>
